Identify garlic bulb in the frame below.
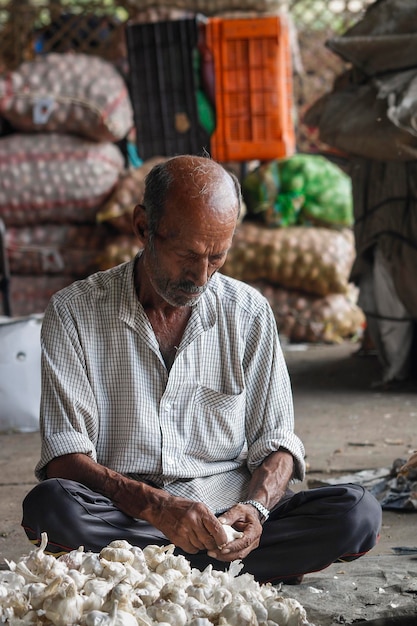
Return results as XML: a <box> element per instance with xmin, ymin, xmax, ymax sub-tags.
<box><xmin>85</xmin><ymin>599</ymin><xmax>138</xmax><ymax>626</ymax></box>
<box><xmin>155</xmin><ymin>553</ymin><xmax>191</xmax><ymax>577</ymax></box>
<box><xmin>159</xmin><ymin>579</ymin><xmax>188</xmax><ymax>605</ymax></box>
<box><xmin>0</xmin><ymin>570</ymin><xmax>26</xmax><ymax>590</ymax></box>
<box><xmin>218</xmin><ymin>597</ymin><xmax>258</xmax><ymax>625</ymax></box>
<box><xmin>10</xmin><ymin>532</ymin><xmax>67</xmax><ymax>584</ymax></box>
<box><xmin>142</xmin><ymin>543</ymin><xmax>175</xmax><ymax>570</ymax></box>
<box><xmin>147</xmin><ymin>598</ymin><xmax>188</xmax><ymax>625</ymax></box>
<box><xmin>42</xmin><ymin>576</ymin><xmax>84</xmax><ymax>626</ymax></box>
<box><xmin>266</xmin><ymin>597</ymin><xmax>310</xmax><ymax>626</ymax></box>
<box><xmin>0</xmin><ymin>533</ymin><xmax>315</xmax><ymax>626</ymax></box>
<box><xmin>80</xmin><ymin>552</ymin><xmax>104</xmax><ymax>577</ymax></box>
<box><xmin>100</xmin><ymin>544</ymin><xmax>135</xmax><ymax>565</ymax></box>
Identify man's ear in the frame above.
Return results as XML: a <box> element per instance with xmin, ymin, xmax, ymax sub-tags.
<box><xmin>132</xmin><ymin>204</ymin><xmax>148</xmax><ymax>243</ymax></box>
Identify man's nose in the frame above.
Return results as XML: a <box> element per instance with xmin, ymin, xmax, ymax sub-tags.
<box><xmin>188</xmin><ymin>258</ymin><xmax>209</xmax><ymax>286</ymax></box>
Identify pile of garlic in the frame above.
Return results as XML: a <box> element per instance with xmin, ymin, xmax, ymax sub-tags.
<box><xmin>0</xmin><ymin>533</ymin><xmax>314</xmax><ymax>626</ymax></box>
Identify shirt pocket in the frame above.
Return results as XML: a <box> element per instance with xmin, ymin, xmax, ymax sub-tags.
<box><xmin>184</xmin><ymin>385</ymin><xmax>247</xmax><ymax>461</ymax></box>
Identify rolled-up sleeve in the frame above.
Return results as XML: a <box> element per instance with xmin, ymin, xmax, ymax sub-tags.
<box><xmin>35</xmin><ymin>297</ymin><xmax>98</xmax><ymax>480</ymax></box>
<box><xmin>243</xmin><ymin>300</ymin><xmax>306</xmax><ymax>480</ymax></box>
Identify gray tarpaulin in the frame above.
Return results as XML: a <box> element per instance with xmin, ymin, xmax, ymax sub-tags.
<box><xmin>304</xmin><ymin>0</ymin><xmax>417</xmax><ymax>161</ymax></box>
<box><xmin>303</xmin><ymin>0</ymin><xmax>417</xmax><ymax>384</ymax></box>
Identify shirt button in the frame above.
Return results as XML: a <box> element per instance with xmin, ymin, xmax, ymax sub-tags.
<box><xmin>166</xmin><ymin>458</ymin><xmax>174</xmax><ymax>466</ymax></box>
<box><xmin>165</xmin><ymin>403</ymin><xmax>171</xmax><ymax>411</ymax></box>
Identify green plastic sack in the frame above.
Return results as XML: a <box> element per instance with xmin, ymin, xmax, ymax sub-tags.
<box><xmin>242</xmin><ymin>154</ymin><xmax>353</xmax><ymax>228</ymax></box>
<box><xmin>242</xmin><ymin>161</ymin><xmax>302</xmax><ymax>227</ymax></box>
<box><xmin>278</xmin><ymin>154</ymin><xmax>353</xmax><ymax>227</ymax></box>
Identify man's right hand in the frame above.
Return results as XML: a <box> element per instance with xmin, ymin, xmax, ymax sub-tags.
<box><xmin>145</xmin><ymin>493</ymin><xmax>229</xmax><ymax>554</ymax></box>
<box><xmin>46</xmin><ymin>453</ymin><xmax>228</xmax><ymax>554</ymax></box>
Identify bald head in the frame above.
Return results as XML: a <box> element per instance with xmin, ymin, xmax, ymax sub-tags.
<box><xmin>142</xmin><ymin>155</ymin><xmax>242</xmax><ymax>237</ymax></box>
<box><xmin>165</xmin><ymin>154</ymin><xmax>235</xmax><ymax>193</ymax></box>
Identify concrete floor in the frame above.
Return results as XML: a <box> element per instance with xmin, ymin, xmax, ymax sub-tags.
<box><xmin>1</xmin><ymin>341</ymin><xmax>416</xmax><ymax>624</ymax></box>
<box><xmin>283</xmin><ymin>342</ymin><xmax>417</xmax><ymax>625</ymax></box>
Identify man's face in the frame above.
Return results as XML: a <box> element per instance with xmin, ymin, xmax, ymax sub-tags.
<box><xmin>143</xmin><ymin>191</ymin><xmax>238</xmax><ymax>308</ymax></box>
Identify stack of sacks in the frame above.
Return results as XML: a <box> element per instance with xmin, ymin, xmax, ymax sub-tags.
<box><xmin>219</xmin><ymin>155</ymin><xmax>364</xmax><ymax>345</ymax></box>
<box><xmin>94</xmin><ymin>156</ymin><xmax>169</xmax><ymax>270</ymax></box>
<box><xmin>0</xmin><ymin>52</ymin><xmax>133</xmax><ymax>316</ymax></box>
<box><xmin>221</xmin><ymin>221</ymin><xmax>364</xmax><ymax>344</ymax></box>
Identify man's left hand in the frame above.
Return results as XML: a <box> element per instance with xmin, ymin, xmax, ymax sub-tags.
<box><xmin>208</xmin><ymin>503</ymin><xmax>262</xmax><ymax>561</ymax></box>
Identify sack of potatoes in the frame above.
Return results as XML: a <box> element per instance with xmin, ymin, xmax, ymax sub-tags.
<box><xmin>250</xmin><ymin>281</ymin><xmax>365</xmax><ymax>344</ymax></box>
<box><xmin>221</xmin><ymin>221</ymin><xmax>355</xmax><ymax>297</ymax></box>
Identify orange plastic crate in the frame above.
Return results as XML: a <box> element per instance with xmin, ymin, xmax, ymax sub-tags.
<box><xmin>205</xmin><ymin>15</ymin><xmax>296</xmax><ymax>162</ymax></box>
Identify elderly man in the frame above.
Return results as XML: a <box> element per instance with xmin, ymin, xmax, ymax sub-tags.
<box><xmin>22</xmin><ymin>155</ymin><xmax>381</xmax><ymax>584</ymax></box>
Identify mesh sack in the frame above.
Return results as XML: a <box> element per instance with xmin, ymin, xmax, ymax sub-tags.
<box><xmin>6</xmin><ymin>224</ymin><xmax>113</xmax><ymax>276</ymax></box>
<box><xmin>251</xmin><ymin>281</ymin><xmax>364</xmax><ymax>343</ymax></box>
<box><xmin>221</xmin><ymin>221</ymin><xmax>355</xmax><ymax>297</ymax></box>
<box><xmin>0</xmin><ymin>53</ymin><xmax>133</xmax><ymax>142</ymax></box>
<box><xmin>96</xmin><ymin>235</ymin><xmax>141</xmax><ymax>271</ymax></box>
<box><xmin>0</xmin><ymin>133</ymin><xmax>124</xmax><ymax>225</ymax></box>
<box><xmin>96</xmin><ymin>157</ymin><xmax>168</xmax><ymax>234</ymax></box>
<box><xmin>9</xmin><ymin>275</ymin><xmax>76</xmax><ymax>317</ymax></box>
<box><xmin>124</xmin><ymin>0</ymin><xmax>285</xmax><ymax>15</ymax></box>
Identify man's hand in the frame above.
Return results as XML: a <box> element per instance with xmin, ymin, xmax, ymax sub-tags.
<box><xmin>207</xmin><ymin>502</ymin><xmax>262</xmax><ymax>562</ymax></box>
<box><xmin>205</xmin><ymin>450</ymin><xmax>295</xmax><ymax>562</ymax></box>
<box><xmin>147</xmin><ymin>495</ymin><xmax>229</xmax><ymax>554</ymax></box>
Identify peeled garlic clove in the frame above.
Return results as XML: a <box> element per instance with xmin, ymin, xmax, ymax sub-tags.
<box><xmin>222</xmin><ymin>524</ymin><xmax>244</xmax><ymax>543</ymax></box>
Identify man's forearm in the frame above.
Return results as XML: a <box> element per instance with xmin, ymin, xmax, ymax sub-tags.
<box><xmin>245</xmin><ymin>449</ymin><xmax>294</xmax><ymax>511</ymax></box>
<box><xmin>46</xmin><ymin>453</ymin><xmax>228</xmax><ymax>554</ymax></box>
<box><xmin>46</xmin><ymin>453</ymin><xmax>168</xmax><ymax>521</ymax></box>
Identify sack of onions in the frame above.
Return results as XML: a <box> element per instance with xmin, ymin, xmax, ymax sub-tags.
<box><xmin>222</xmin><ymin>221</ymin><xmax>355</xmax><ymax>297</ymax></box>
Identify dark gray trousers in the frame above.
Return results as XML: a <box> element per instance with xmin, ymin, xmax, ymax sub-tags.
<box><xmin>22</xmin><ymin>479</ymin><xmax>382</xmax><ymax>584</ymax></box>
